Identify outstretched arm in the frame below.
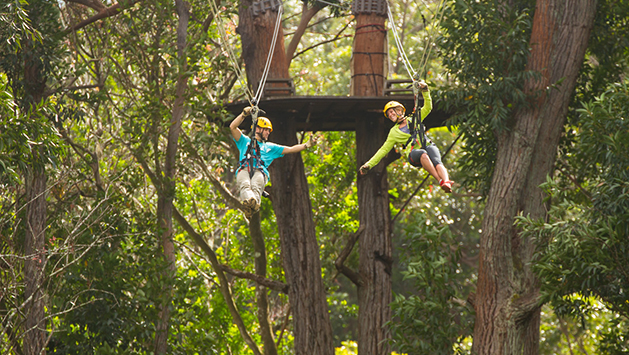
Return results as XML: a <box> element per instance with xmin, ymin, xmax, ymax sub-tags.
<box><xmin>419</xmin><ymin>81</ymin><xmax>432</xmax><ymax>122</ymax></box>
<box><xmin>229</xmin><ymin>107</ymin><xmax>251</xmax><ymax>141</ymax></box>
<box><xmin>359</xmin><ymin>133</ymin><xmax>396</xmax><ymax>175</ymax></box>
<box><xmin>282</xmin><ymin>134</ymin><xmax>318</xmax><ymax>154</ymax></box>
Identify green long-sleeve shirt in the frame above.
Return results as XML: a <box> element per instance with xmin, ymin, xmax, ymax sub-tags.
<box><xmin>364</xmin><ymin>90</ymin><xmax>432</xmax><ymax>169</ymax></box>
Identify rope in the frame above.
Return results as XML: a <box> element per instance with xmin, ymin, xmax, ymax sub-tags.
<box><xmin>416</xmin><ymin>0</ymin><xmax>446</xmax><ymax>78</ymax></box>
<box><xmin>207</xmin><ymin>0</ymin><xmax>254</xmax><ymax>105</ymax></box>
<box><xmin>391</xmin><ymin>130</ymin><xmax>462</xmax><ymax>224</ymax></box>
<box><xmin>253</xmin><ymin>2</ymin><xmax>284</xmax><ymax>103</ymax></box>
<box><xmin>385</xmin><ymin>0</ymin><xmax>447</xmax><ymax>80</ymax></box>
<box><xmin>385</xmin><ymin>1</ymin><xmax>416</xmax><ymax>79</ymax></box>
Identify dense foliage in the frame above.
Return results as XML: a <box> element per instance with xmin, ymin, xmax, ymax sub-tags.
<box><xmin>1</xmin><ymin>0</ymin><xmax>628</xmax><ymax>354</ymax></box>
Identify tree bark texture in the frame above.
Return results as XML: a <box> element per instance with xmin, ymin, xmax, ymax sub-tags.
<box><xmin>269</xmin><ymin>118</ymin><xmax>334</xmax><ymax>355</ymax></box>
<box><xmin>23</xmin><ymin>17</ymin><xmax>48</xmax><ymax>355</ymax></box>
<box><xmin>350</xmin><ymin>13</ymin><xmax>387</xmax><ymax>96</ymax></box>
<box><xmin>249</xmin><ymin>214</ymin><xmax>278</xmax><ymax>355</ymax></box>
<box><xmin>153</xmin><ymin>1</ymin><xmax>189</xmax><ymax>353</ymax></box>
<box><xmin>238</xmin><ymin>0</ymin><xmax>289</xmax><ymax>95</ymax></box>
<box><xmin>239</xmin><ymin>3</ymin><xmax>334</xmax><ymax>353</ymax></box>
<box><xmin>24</xmin><ymin>167</ymin><xmax>47</xmax><ymax>355</ymax></box>
<box><xmin>352</xmin><ymin>8</ymin><xmax>391</xmax><ymax>354</ymax></box>
<box><xmin>473</xmin><ymin>1</ymin><xmax>597</xmax><ymax>354</ymax></box>
<box><xmin>355</xmin><ymin>117</ymin><xmax>392</xmax><ymax>355</ymax></box>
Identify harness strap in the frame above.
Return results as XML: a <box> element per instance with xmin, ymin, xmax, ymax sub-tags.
<box><xmin>403</xmin><ymin>79</ymin><xmax>428</xmax><ymax>150</ymax></box>
<box><xmin>238</xmin><ymin>139</ymin><xmax>266</xmax><ymax>178</ymax></box>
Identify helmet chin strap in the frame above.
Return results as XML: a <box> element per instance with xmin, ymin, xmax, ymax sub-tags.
<box><xmin>255</xmin><ymin>131</ymin><xmax>267</xmax><ymax>142</ymax></box>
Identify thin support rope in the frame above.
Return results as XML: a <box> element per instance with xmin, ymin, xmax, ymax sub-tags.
<box><xmin>207</xmin><ymin>0</ymin><xmax>254</xmax><ymax>105</ymax></box>
<box><xmin>416</xmin><ymin>0</ymin><xmax>446</xmax><ymax>78</ymax></box>
<box><xmin>254</xmin><ymin>3</ymin><xmax>284</xmax><ymax>104</ymax></box>
<box><xmin>386</xmin><ymin>1</ymin><xmax>416</xmax><ymax>79</ymax></box>
<box><xmin>385</xmin><ymin>0</ymin><xmax>447</xmax><ymax>80</ymax></box>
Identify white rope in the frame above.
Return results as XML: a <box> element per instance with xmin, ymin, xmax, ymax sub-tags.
<box><xmin>207</xmin><ymin>0</ymin><xmax>254</xmax><ymax>105</ymax></box>
<box><xmin>416</xmin><ymin>0</ymin><xmax>446</xmax><ymax>78</ymax></box>
<box><xmin>386</xmin><ymin>0</ymin><xmax>417</xmax><ymax>79</ymax></box>
<box><xmin>253</xmin><ymin>3</ymin><xmax>284</xmax><ymax>104</ymax></box>
<box><xmin>385</xmin><ymin>0</ymin><xmax>447</xmax><ymax>80</ymax></box>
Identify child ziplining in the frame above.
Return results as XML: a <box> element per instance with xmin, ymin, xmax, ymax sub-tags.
<box><xmin>359</xmin><ymin>80</ymin><xmax>454</xmax><ymax>193</ymax></box>
<box><xmin>230</xmin><ymin>106</ymin><xmax>317</xmax><ymax>217</ymax></box>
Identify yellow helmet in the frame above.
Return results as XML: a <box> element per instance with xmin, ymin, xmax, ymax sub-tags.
<box><xmin>255</xmin><ymin>116</ymin><xmax>273</xmax><ymax>132</ymax></box>
<box><xmin>383</xmin><ymin>101</ymin><xmax>405</xmax><ymax>118</ymax></box>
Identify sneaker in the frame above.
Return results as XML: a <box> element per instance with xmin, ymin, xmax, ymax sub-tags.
<box><xmin>439</xmin><ymin>180</ymin><xmax>453</xmax><ymax>193</ymax></box>
<box><xmin>242</xmin><ymin>198</ymin><xmax>257</xmax><ymax>217</ymax></box>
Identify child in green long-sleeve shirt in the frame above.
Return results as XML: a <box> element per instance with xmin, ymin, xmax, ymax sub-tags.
<box><xmin>359</xmin><ymin>81</ymin><xmax>453</xmax><ymax>193</ymax></box>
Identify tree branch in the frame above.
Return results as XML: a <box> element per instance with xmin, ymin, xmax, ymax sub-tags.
<box><xmin>64</xmin><ymin>1</ymin><xmax>138</xmax><ymax>34</ymax></box>
<box><xmin>334</xmin><ymin>225</ymin><xmax>365</xmax><ymax>286</ymax></box>
<box><xmin>58</xmin><ymin>129</ymin><xmax>104</xmax><ymax>192</ymax></box>
<box><xmin>220</xmin><ymin>264</ymin><xmax>288</xmax><ymax>293</ymax></box>
<box><xmin>556</xmin><ymin>158</ymin><xmax>593</xmax><ymax>201</ymax></box>
<box><xmin>292</xmin><ymin>19</ymin><xmax>353</xmax><ymax>60</ymax></box>
<box><xmin>286</xmin><ymin>2</ymin><xmax>323</xmax><ymax>67</ymax></box>
<box><xmin>173</xmin><ymin>207</ymin><xmax>263</xmax><ymax>355</ymax></box>
<box><xmin>66</xmin><ymin>0</ymin><xmax>107</xmax><ymax>12</ymax></box>
<box><xmin>180</xmin><ymin>132</ymin><xmax>244</xmax><ymax>211</ymax></box>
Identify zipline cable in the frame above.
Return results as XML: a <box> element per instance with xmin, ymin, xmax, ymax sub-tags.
<box><xmin>386</xmin><ymin>0</ymin><xmax>416</xmax><ymax>79</ymax></box>
<box><xmin>385</xmin><ymin>0</ymin><xmax>446</xmax><ymax>80</ymax></box>
<box><xmin>416</xmin><ymin>0</ymin><xmax>446</xmax><ymax>78</ymax></box>
<box><xmin>253</xmin><ymin>2</ymin><xmax>284</xmax><ymax>104</ymax></box>
<box><xmin>207</xmin><ymin>0</ymin><xmax>254</xmax><ymax>105</ymax></box>
<box><xmin>207</xmin><ymin>0</ymin><xmax>286</xmax><ymax>109</ymax></box>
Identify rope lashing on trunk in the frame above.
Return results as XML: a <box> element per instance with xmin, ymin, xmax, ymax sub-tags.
<box><xmin>252</xmin><ymin>2</ymin><xmax>284</xmax><ymax>105</ymax></box>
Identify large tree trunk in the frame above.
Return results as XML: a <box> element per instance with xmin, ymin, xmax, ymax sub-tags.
<box><xmin>249</xmin><ymin>213</ymin><xmax>278</xmax><ymax>355</ymax></box>
<box><xmin>238</xmin><ymin>1</ymin><xmax>289</xmax><ymax>95</ymax></box>
<box><xmin>23</xmin><ymin>13</ymin><xmax>49</xmax><ymax>354</ymax></box>
<box><xmin>473</xmin><ymin>1</ymin><xmax>597</xmax><ymax>354</ymax></box>
<box><xmin>269</xmin><ymin>118</ymin><xmax>335</xmax><ymax>355</ymax></box>
<box><xmin>24</xmin><ymin>167</ymin><xmax>47</xmax><ymax>355</ymax></box>
<box><xmin>352</xmin><ymin>8</ymin><xmax>391</xmax><ymax>355</ymax></box>
<box><xmin>153</xmin><ymin>1</ymin><xmax>189</xmax><ymax>353</ymax></box>
<box><xmin>238</xmin><ymin>3</ymin><xmax>334</xmax><ymax>353</ymax></box>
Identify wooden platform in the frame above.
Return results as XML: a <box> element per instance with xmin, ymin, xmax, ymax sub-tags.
<box><xmin>223</xmin><ymin>95</ymin><xmax>450</xmax><ymax>132</ymax></box>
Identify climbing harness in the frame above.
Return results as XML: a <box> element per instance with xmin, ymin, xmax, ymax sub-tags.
<box><xmin>392</xmin><ymin>131</ymin><xmax>462</xmax><ymax>224</ymax></box>
<box><xmin>403</xmin><ymin>80</ymin><xmax>428</xmax><ymax>150</ymax></box>
<box><xmin>385</xmin><ymin>0</ymin><xmax>446</xmax><ymax>150</ymax></box>
<box><xmin>238</xmin><ymin>106</ymin><xmax>266</xmax><ymax>179</ymax></box>
<box><xmin>208</xmin><ymin>0</ymin><xmax>283</xmax><ymax>181</ymax></box>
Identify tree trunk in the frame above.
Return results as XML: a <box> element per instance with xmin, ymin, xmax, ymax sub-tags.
<box><xmin>249</xmin><ymin>214</ymin><xmax>278</xmax><ymax>355</ymax></box>
<box><xmin>472</xmin><ymin>1</ymin><xmax>597</xmax><ymax>354</ymax></box>
<box><xmin>351</xmin><ymin>13</ymin><xmax>387</xmax><ymax>97</ymax></box>
<box><xmin>22</xmin><ymin>12</ymin><xmax>49</xmax><ymax>354</ymax></box>
<box><xmin>153</xmin><ymin>1</ymin><xmax>189</xmax><ymax>353</ymax></box>
<box><xmin>239</xmin><ymin>2</ymin><xmax>334</xmax><ymax>353</ymax></box>
<box><xmin>352</xmin><ymin>8</ymin><xmax>391</xmax><ymax>355</ymax></box>
<box><xmin>269</xmin><ymin>118</ymin><xmax>335</xmax><ymax>355</ymax></box>
<box><xmin>238</xmin><ymin>0</ymin><xmax>289</xmax><ymax>96</ymax></box>
<box><xmin>24</xmin><ymin>167</ymin><xmax>47</xmax><ymax>355</ymax></box>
